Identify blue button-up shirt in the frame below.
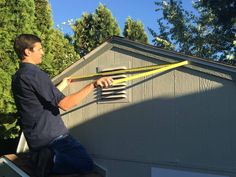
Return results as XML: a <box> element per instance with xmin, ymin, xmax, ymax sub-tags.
<box><xmin>12</xmin><ymin>63</ymin><xmax>68</xmax><ymax>150</ymax></box>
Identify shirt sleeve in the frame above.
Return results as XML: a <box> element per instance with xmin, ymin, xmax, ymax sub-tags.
<box><xmin>29</xmin><ymin>70</ymin><xmax>65</xmax><ymax>107</ymax></box>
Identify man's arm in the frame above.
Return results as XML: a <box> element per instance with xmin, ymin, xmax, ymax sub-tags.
<box><xmin>58</xmin><ymin>77</ymin><xmax>113</xmax><ymax>111</ymax></box>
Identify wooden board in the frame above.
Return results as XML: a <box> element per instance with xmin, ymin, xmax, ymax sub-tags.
<box><xmin>3</xmin><ymin>154</ymin><xmax>103</xmax><ymax>177</ymax></box>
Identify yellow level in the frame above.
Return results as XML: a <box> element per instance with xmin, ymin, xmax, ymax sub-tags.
<box><xmin>71</xmin><ymin>63</ymin><xmax>176</xmax><ymax>80</ymax></box>
<box><xmin>112</xmin><ymin>60</ymin><xmax>188</xmax><ymax>85</ymax></box>
<box><xmin>71</xmin><ymin>61</ymin><xmax>189</xmax><ymax>84</ymax></box>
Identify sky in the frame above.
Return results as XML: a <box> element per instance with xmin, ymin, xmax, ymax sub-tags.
<box><xmin>48</xmin><ymin>0</ymin><xmax>196</xmax><ymax>43</ymax></box>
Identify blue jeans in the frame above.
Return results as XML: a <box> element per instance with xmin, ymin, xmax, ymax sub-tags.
<box><xmin>48</xmin><ymin>134</ymin><xmax>94</xmax><ymax>174</ymax></box>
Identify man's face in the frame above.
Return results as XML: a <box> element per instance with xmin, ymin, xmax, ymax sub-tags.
<box><xmin>30</xmin><ymin>42</ymin><xmax>44</xmax><ymax>64</ymax></box>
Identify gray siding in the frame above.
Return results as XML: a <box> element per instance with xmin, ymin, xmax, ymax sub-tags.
<box><xmin>60</xmin><ymin>47</ymin><xmax>236</xmax><ymax>177</ymax></box>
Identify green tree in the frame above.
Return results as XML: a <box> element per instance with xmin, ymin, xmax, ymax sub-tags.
<box><xmin>149</xmin><ymin>0</ymin><xmax>235</xmax><ymax>60</ymax></box>
<box><xmin>93</xmin><ymin>3</ymin><xmax>120</xmax><ymax>43</ymax></box>
<box><xmin>0</xmin><ymin>0</ymin><xmax>38</xmax><ymax>139</ymax></box>
<box><xmin>197</xmin><ymin>0</ymin><xmax>236</xmax><ymax>28</ymax></box>
<box><xmin>0</xmin><ymin>0</ymin><xmax>37</xmax><ymax>73</ymax></box>
<box><xmin>193</xmin><ymin>0</ymin><xmax>235</xmax><ymax>60</ymax></box>
<box><xmin>149</xmin><ymin>0</ymin><xmax>198</xmax><ymax>55</ymax></box>
<box><xmin>33</xmin><ymin>0</ymin><xmax>79</xmax><ymax>77</ymax></box>
<box><xmin>73</xmin><ymin>12</ymin><xmax>96</xmax><ymax>57</ymax></box>
<box><xmin>34</xmin><ymin>0</ymin><xmax>53</xmax><ymax>37</ymax></box>
<box><xmin>123</xmin><ymin>16</ymin><xmax>148</xmax><ymax>44</ymax></box>
<box><xmin>73</xmin><ymin>3</ymin><xmax>120</xmax><ymax>56</ymax></box>
<box><xmin>43</xmin><ymin>29</ymin><xmax>80</xmax><ymax>76</ymax></box>
<box><xmin>34</xmin><ymin>0</ymin><xmax>54</xmax><ymax>74</ymax></box>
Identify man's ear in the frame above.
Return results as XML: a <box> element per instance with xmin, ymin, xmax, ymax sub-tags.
<box><xmin>24</xmin><ymin>48</ymin><xmax>31</xmax><ymax>57</ymax></box>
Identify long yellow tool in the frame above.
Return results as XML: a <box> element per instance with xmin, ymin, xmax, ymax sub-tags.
<box><xmin>113</xmin><ymin>60</ymin><xmax>188</xmax><ymax>85</ymax></box>
<box><xmin>72</xmin><ymin>63</ymin><xmax>181</xmax><ymax>80</ymax></box>
<box><xmin>71</xmin><ymin>60</ymin><xmax>188</xmax><ymax>84</ymax></box>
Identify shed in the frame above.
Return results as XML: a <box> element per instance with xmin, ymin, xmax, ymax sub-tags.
<box><xmin>16</xmin><ymin>36</ymin><xmax>236</xmax><ymax>177</ymax></box>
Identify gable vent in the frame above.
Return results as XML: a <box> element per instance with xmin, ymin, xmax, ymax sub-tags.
<box><xmin>97</xmin><ymin>66</ymin><xmax>129</xmax><ymax>103</ymax></box>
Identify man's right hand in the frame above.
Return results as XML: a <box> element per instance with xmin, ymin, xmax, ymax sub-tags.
<box><xmin>93</xmin><ymin>77</ymin><xmax>113</xmax><ymax>88</ymax></box>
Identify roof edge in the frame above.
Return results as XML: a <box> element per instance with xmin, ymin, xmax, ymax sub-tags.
<box><xmin>53</xmin><ymin>36</ymin><xmax>236</xmax><ymax>84</ymax></box>
<box><xmin>109</xmin><ymin>36</ymin><xmax>236</xmax><ymax>73</ymax></box>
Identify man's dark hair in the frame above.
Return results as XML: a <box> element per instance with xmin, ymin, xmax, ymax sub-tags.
<box><xmin>14</xmin><ymin>34</ymin><xmax>41</xmax><ymax>60</ymax></box>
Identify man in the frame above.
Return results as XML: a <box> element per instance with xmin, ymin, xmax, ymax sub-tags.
<box><xmin>11</xmin><ymin>34</ymin><xmax>113</xmax><ymax>177</ymax></box>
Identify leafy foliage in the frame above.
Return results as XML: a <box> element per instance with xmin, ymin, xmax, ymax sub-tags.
<box><xmin>73</xmin><ymin>3</ymin><xmax>120</xmax><ymax>56</ymax></box>
<box><xmin>194</xmin><ymin>0</ymin><xmax>236</xmax><ymax>60</ymax></box>
<box><xmin>0</xmin><ymin>0</ymin><xmax>38</xmax><ymax>139</ymax></box>
<box><xmin>149</xmin><ymin>0</ymin><xmax>235</xmax><ymax>60</ymax></box>
<box><xmin>123</xmin><ymin>17</ymin><xmax>148</xmax><ymax>44</ymax></box>
<box><xmin>34</xmin><ymin>0</ymin><xmax>80</xmax><ymax>77</ymax></box>
<box><xmin>41</xmin><ymin>29</ymin><xmax>80</xmax><ymax>77</ymax></box>
<box><xmin>198</xmin><ymin>0</ymin><xmax>236</xmax><ymax>28</ymax></box>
